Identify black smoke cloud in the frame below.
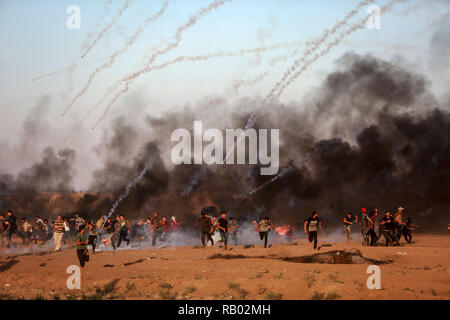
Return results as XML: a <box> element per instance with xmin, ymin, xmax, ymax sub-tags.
<box><xmin>2</xmin><ymin>52</ymin><xmax>449</xmax><ymax>230</ymax></box>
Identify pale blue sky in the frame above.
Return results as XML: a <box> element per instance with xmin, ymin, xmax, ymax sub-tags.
<box><xmin>0</xmin><ymin>0</ymin><xmax>448</xmax><ymax>188</ymax></box>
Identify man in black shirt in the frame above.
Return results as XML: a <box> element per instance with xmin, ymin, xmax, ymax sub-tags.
<box><xmin>196</xmin><ymin>213</ymin><xmax>214</xmax><ymax>247</ymax></box>
<box><xmin>217</xmin><ymin>212</ymin><xmax>230</xmax><ymax>250</ymax></box>
<box><xmin>380</xmin><ymin>211</ymin><xmax>396</xmax><ymax>246</ymax></box>
<box><xmin>304</xmin><ymin>211</ymin><xmax>322</xmax><ymax>250</ymax></box>
<box><xmin>343</xmin><ymin>212</ymin><xmax>358</xmax><ymax>241</ymax></box>
<box><xmin>6</xmin><ymin>210</ymin><xmax>17</xmax><ymax>246</ymax></box>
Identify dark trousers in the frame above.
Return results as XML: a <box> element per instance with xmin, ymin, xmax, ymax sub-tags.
<box><xmin>259</xmin><ymin>231</ymin><xmax>268</xmax><ymax>248</ymax></box>
<box><xmin>384</xmin><ymin>229</ymin><xmax>395</xmax><ymax>246</ymax></box>
<box><xmin>368</xmin><ymin>229</ymin><xmax>377</xmax><ymax>246</ymax></box>
<box><xmin>231</xmin><ymin>232</ymin><xmax>238</xmax><ymax>245</ymax></box>
<box><xmin>88</xmin><ymin>235</ymin><xmax>97</xmax><ymax>252</ymax></box>
<box><xmin>219</xmin><ymin>230</ymin><xmax>228</xmax><ymax>247</ymax></box>
<box><xmin>395</xmin><ymin>224</ymin><xmax>404</xmax><ymax>244</ymax></box>
<box><xmin>403</xmin><ymin>228</ymin><xmax>412</xmax><ymax>243</ymax></box>
<box><xmin>152</xmin><ymin>229</ymin><xmax>163</xmax><ymax>246</ymax></box>
<box><xmin>308</xmin><ymin>231</ymin><xmax>318</xmax><ymax>249</ymax></box>
<box><xmin>22</xmin><ymin>231</ymin><xmax>32</xmax><ymax>245</ymax></box>
<box><xmin>117</xmin><ymin>231</ymin><xmax>129</xmax><ymax>247</ymax></box>
<box><xmin>201</xmin><ymin>230</ymin><xmax>213</xmax><ymax>247</ymax></box>
<box><xmin>76</xmin><ymin>249</ymin><xmax>89</xmax><ymax>267</ymax></box>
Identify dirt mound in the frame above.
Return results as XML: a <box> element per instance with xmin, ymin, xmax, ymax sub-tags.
<box><xmin>282</xmin><ymin>249</ymin><xmax>392</xmax><ymax>265</ymax></box>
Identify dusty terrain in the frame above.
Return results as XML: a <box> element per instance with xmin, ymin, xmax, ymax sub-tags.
<box><xmin>0</xmin><ymin>233</ymin><xmax>449</xmax><ymax>300</ymax></box>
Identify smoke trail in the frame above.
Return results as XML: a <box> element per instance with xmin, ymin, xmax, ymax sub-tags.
<box><xmin>222</xmin><ymin>0</ymin><xmax>406</xmax><ymax>164</ymax></box>
<box><xmin>61</xmin><ymin>0</ymin><xmax>169</xmax><ymax>117</ymax></box>
<box><xmin>247</xmin><ymin>135</ymin><xmax>344</xmax><ymax>196</ymax></box>
<box><xmin>78</xmin><ymin>41</ymin><xmax>299</xmax><ymax>132</ymax></box>
<box><xmin>264</xmin><ymin>0</ymin><xmax>372</xmax><ymax>104</ymax></box>
<box><xmin>81</xmin><ymin>0</ymin><xmax>134</xmax><ymax>59</ymax></box>
<box><xmin>103</xmin><ymin>163</ymin><xmax>149</xmax><ymax>226</ymax></box>
<box><xmin>92</xmin><ymin>46</ymin><xmax>307</xmax><ymax>130</ymax></box>
<box><xmin>233</xmin><ymin>72</ymin><xmax>269</xmax><ymax>94</ymax></box>
<box><xmin>91</xmin><ymin>0</ymin><xmax>232</xmax><ymax>127</ymax></box>
<box><xmin>180</xmin><ymin>165</ymin><xmax>208</xmax><ymax>196</ymax></box>
<box><xmin>63</xmin><ymin>82</ymin><xmax>120</xmax><ymax>142</ymax></box>
<box><xmin>274</xmin><ymin>0</ymin><xmax>406</xmax><ymax>99</ymax></box>
<box><xmin>91</xmin><ymin>41</ymin><xmax>289</xmax><ymax>128</ymax></box>
<box><xmin>31</xmin><ymin>69</ymin><xmax>65</xmax><ymax>82</ymax></box>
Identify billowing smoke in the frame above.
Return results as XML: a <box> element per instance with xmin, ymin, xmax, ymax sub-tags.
<box><xmin>2</xmin><ymin>52</ymin><xmax>450</xmax><ymax>232</ymax></box>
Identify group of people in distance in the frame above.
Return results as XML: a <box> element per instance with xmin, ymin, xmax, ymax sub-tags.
<box><xmin>343</xmin><ymin>207</ymin><xmax>418</xmax><ymax>247</ymax></box>
<box><xmin>195</xmin><ymin>211</ymin><xmax>240</xmax><ymax>250</ymax></box>
<box><xmin>1</xmin><ymin>205</ymin><xmax>422</xmax><ymax>268</ymax></box>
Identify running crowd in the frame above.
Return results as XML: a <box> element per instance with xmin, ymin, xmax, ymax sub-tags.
<box><xmin>0</xmin><ymin>206</ymin><xmax>420</xmax><ymax>267</ymax></box>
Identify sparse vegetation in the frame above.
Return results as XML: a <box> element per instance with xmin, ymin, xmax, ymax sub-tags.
<box><xmin>159</xmin><ymin>289</ymin><xmax>178</xmax><ymax>300</ymax></box>
<box><xmin>159</xmin><ymin>282</ymin><xmax>173</xmax><ymax>290</ymax></box>
<box><xmin>326</xmin><ymin>292</ymin><xmax>341</xmax><ymax>300</ymax></box>
<box><xmin>273</xmin><ymin>272</ymin><xmax>283</xmax><ymax>279</ymax></box>
<box><xmin>265</xmin><ymin>291</ymin><xmax>282</xmax><ymax>300</ymax></box>
<box><xmin>228</xmin><ymin>282</ymin><xmax>249</xmax><ymax>299</ymax></box>
<box><xmin>182</xmin><ymin>286</ymin><xmax>197</xmax><ymax>298</ymax></box>
<box><xmin>328</xmin><ymin>273</ymin><xmax>344</xmax><ymax>284</ymax></box>
<box><xmin>305</xmin><ymin>274</ymin><xmax>316</xmax><ymax>288</ymax></box>
<box><xmin>311</xmin><ymin>291</ymin><xmax>325</xmax><ymax>300</ymax></box>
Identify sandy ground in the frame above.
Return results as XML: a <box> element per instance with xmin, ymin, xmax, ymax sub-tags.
<box><xmin>0</xmin><ymin>233</ymin><xmax>449</xmax><ymax>300</ymax></box>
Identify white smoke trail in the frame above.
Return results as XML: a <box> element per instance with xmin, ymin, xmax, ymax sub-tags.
<box><xmin>274</xmin><ymin>0</ymin><xmax>406</xmax><ymax>99</ymax></box>
<box><xmin>91</xmin><ymin>0</ymin><xmax>232</xmax><ymax>128</ymax></box>
<box><xmin>180</xmin><ymin>166</ymin><xmax>208</xmax><ymax>196</ymax></box>
<box><xmin>81</xmin><ymin>0</ymin><xmax>134</xmax><ymax>59</ymax></box>
<box><xmin>247</xmin><ymin>140</ymin><xmax>334</xmax><ymax>195</ymax></box>
<box><xmin>232</xmin><ymin>72</ymin><xmax>269</xmax><ymax>95</ymax></box>
<box><xmin>31</xmin><ymin>69</ymin><xmax>65</xmax><ymax>82</ymax></box>
<box><xmin>61</xmin><ymin>0</ymin><xmax>169</xmax><ymax>117</ymax></box>
<box><xmin>222</xmin><ymin>0</ymin><xmax>406</xmax><ymax>164</ymax></box>
<box><xmin>264</xmin><ymin>0</ymin><xmax>372</xmax><ymax>105</ymax></box>
<box><xmin>103</xmin><ymin>163</ymin><xmax>149</xmax><ymax>225</ymax></box>
<box><xmin>248</xmin><ymin>164</ymin><xmax>296</xmax><ymax>196</ymax></box>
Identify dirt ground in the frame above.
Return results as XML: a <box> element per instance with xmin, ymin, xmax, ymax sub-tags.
<box><xmin>0</xmin><ymin>233</ymin><xmax>449</xmax><ymax>300</ymax></box>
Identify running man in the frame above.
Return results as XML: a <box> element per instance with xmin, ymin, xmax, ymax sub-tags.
<box><xmin>0</xmin><ymin>214</ymin><xmax>9</xmax><ymax>248</ymax></box>
<box><xmin>53</xmin><ymin>215</ymin><xmax>65</xmax><ymax>251</ymax></box>
<box><xmin>150</xmin><ymin>212</ymin><xmax>163</xmax><ymax>247</ymax></box>
<box><xmin>117</xmin><ymin>215</ymin><xmax>131</xmax><ymax>247</ymax></box>
<box><xmin>195</xmin><ymin>212</ymin><xmax>214</xmax><ymax>248</ymax></box>
<box><xmin>229</xmin><ymin>217</ymin><xmax>239</xmax><ymax>245</ymax></box>
<box><xmin>403</xmin><ymin>217</ymin><xmax>418</xmax><ymax>243</ymax></box>
<box><xmin>6</xmin><ymin>210</ymin><xmax>18</xmax><ymax>246</ymax></box>
<box><xmin>393</xmin><ymin>207</ymin><xmax>405</xmax><ymax>245</ymax></box>
<box><xmin>103</xmin><ymin>217</ymin><xmax>117</xmax><ymax>250</ymax></box>
<box><xmin>360</xmin><ymin>208</ymin><xmax>371</xmax><ymax>246</ymax></box>
<box><xmin>343</xmin><ymin>212</ymin><xmax>358</xmax><ymax>241</ymax></box>
<box><xmin>380</xmin><ymin>211</ymin><xmax>396</xmax><ymax>246</ymax></box>
<box><xmin>76</xmin><ymin>225</ymin><xmax>89</xmax><ymax>268</ymax></box>
<box><xmin>87</xmin><ymin>221</ymin><xmax>97</xmax><ymax>253</ymax></box>
<box><xmin>304</xmin><ymin>211</ymin><xmax>322</xmax><ymax>250</ymax></box>
<box><xmin>217</xmin><ymin>212</ymin><xmax>231</xmax><ymax>250</ymax></box>
<box><xmin>259</xmin><ymin>217</ymin><xmax>275</xmax><ymax>248</ymax></box>
<box><xmin>21</xmin><ymin>218</ymin><xmax>33</xmax><ymax>245</ymax></box>
<box><xmin>368</xmin><ymin>209</ymin><xmax>378</xmax><ymax>246</ymax></box>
